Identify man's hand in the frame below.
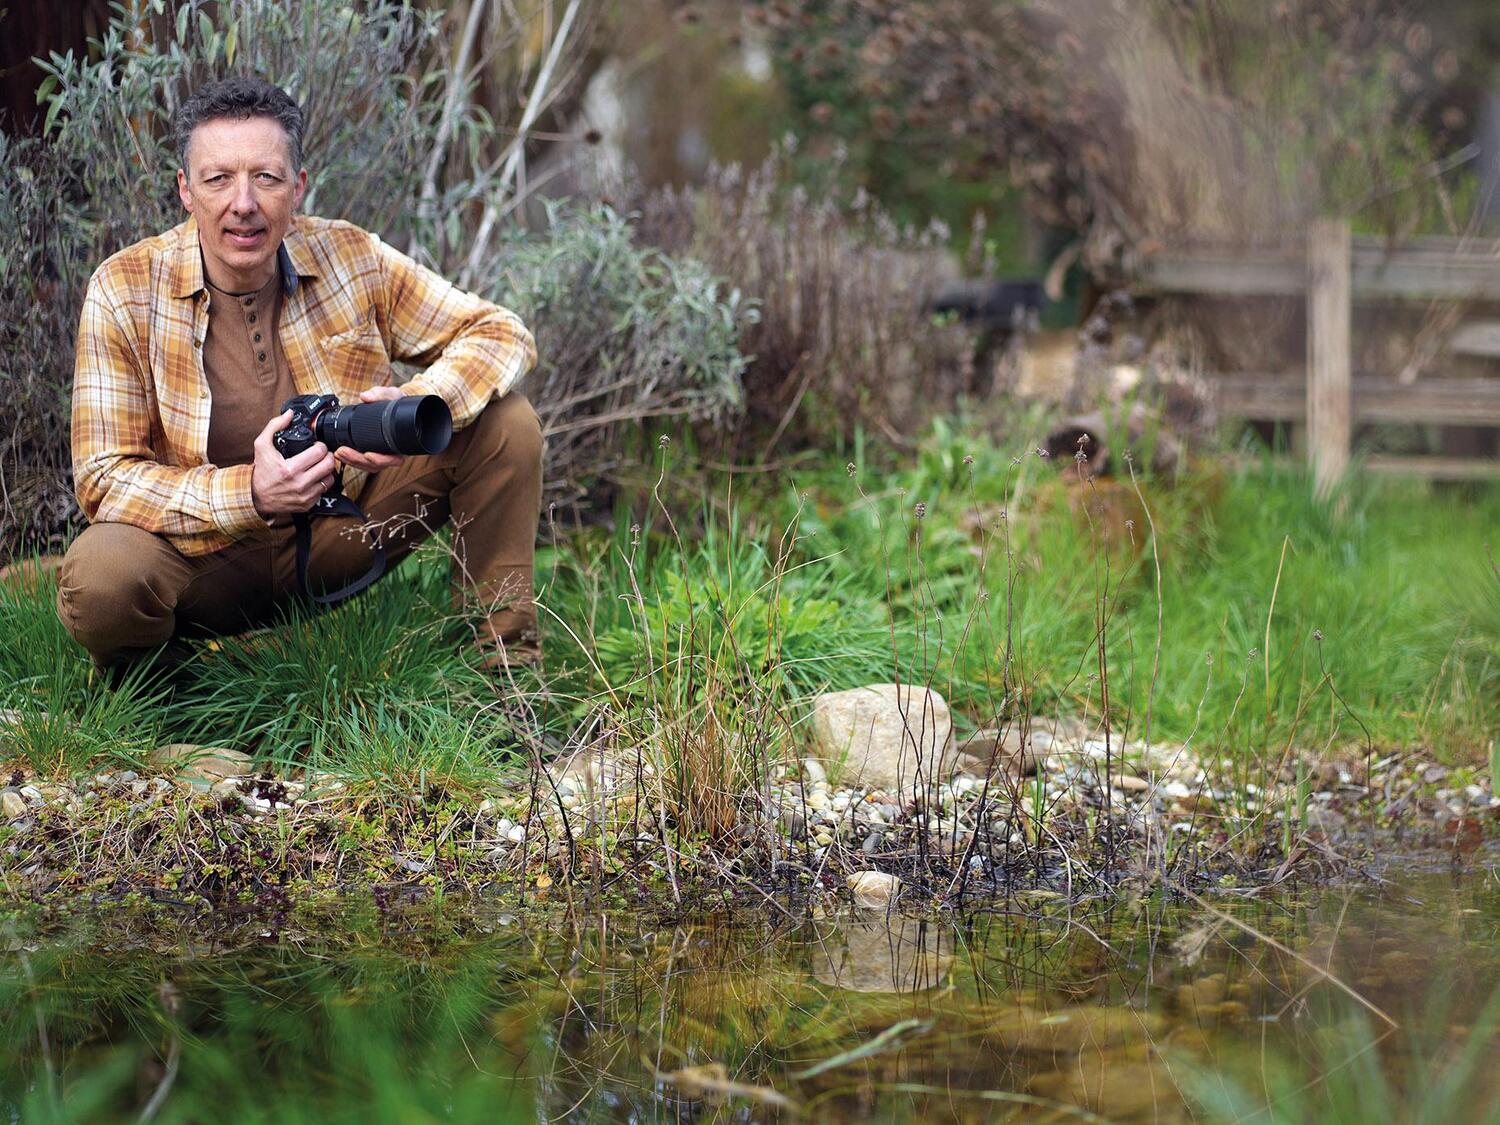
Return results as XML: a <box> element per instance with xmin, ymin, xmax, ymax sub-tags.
<box><xmin>251</xmin><ymin>410</ymin><xmax>337</xmax><ymax>519</ymax></box>
<box><xmin>334</xmin><ymin>386</ymin><xmax>407</xmax><ymax>473</ymax></box>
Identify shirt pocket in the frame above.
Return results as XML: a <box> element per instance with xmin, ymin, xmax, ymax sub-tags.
<box><xmin>318</xmin><ymin>312</ymin><xmax>393</xmax><ymax>396</ymax></box>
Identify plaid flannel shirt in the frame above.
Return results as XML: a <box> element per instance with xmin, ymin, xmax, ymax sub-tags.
<box><xmin>72</xmin><ymin>214</ymin><xmax>537</xmax><ymax>556</ymax></box>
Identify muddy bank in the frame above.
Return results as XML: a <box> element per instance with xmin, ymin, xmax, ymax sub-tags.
<box><xmin>4</xmin><ymin>717</ymin><xmax>1493</xmax><ymax>916</ymax></box>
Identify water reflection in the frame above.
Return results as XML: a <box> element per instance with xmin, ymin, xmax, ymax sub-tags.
<box><xmin>3</xmin><ymin>871</ymin><xmax>1500</xmax><ymax>1122</ymax></box>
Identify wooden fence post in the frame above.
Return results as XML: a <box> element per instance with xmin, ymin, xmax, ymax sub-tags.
<box><xmin>1307</xmin><ymin>218</ymin><xmax>1352</xmax><ymax>495</ymax></box>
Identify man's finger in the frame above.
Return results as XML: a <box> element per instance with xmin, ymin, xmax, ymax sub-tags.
<box><xmin>284</xmin><ymin>442</ymin><xmax>331</xmax><ymax>474</ymax></box>
<box><xmin>255</xmin><ymin>410</ymin><xmax>294</xmax><ymax>447</ymax></box>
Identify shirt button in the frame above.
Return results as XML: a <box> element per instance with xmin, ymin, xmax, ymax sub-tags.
<box><xmin>248</xmin><ymin>313</ymin><xmax>257</xmax><ymax>323</ymax></box>
<box><xmin>253</xmin><ymin>333</ymin><xmax>262</xmax><ymax>343</ymax></box>
<box><xmin>243</xmin><ymin>297</ymin><xmax>254</xmax><ymax>307</ymax></box>
<box><xmin>258</xmin><ymin>352</ymin><xmax>267</xmax><ymax>362</ymax></box>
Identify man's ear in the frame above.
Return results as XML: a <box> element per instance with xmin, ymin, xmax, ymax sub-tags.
<box><xmin>177</xmin><ymin>168</ymin><xmax>193</xmax><ymax>213</ymax></box>
<box><xmin>291</xmin><ymin>167</ymin><xmax>308</xmax><ymax>211</ymax></box>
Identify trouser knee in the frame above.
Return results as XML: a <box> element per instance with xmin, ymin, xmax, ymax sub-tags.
<box><xmin>470</xmin><ymin>393</ymin><xmax>544</xmax><ymax>474</ymax></box>
<box><xmin>56</xmin><ymin>523</ymin><xmax>186</xmax><ymax>663</ymax></box>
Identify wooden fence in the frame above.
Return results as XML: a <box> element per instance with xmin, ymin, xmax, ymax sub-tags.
<box><xmin>1136</xmin><ymin>220</ymin><xmax>1500</xmax><ymax>491</ymax></box>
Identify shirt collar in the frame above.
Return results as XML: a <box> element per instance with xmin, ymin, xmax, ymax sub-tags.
<box><xmin>169</xmin><ymin>214</ymin><xmax>320</xmax><ymax>300</ymax></box>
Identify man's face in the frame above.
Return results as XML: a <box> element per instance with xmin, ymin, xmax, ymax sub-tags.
<box><xmin>176</xmin><ymin>116</ymin><xmax>307</xmax><ymax>293</ymax></box>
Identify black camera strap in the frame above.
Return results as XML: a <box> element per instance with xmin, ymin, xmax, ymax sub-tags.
<box><xmin>291</xmin><ymin>493</ymin><xmax>387</xmax><ymax>606</ymax></box>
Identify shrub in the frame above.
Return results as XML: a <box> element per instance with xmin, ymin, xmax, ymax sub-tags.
<box><xmin>491</xmin><ymin>203</ymin><xmax>751</xmax><ymax>512</ymax></box>
<box><xmin>632</xmin><ymin>146</ymin><xmax>984</xmax><ymax>453</ymax></box>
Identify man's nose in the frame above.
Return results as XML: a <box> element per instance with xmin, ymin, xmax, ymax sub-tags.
<box><xmin>230</xmin><ymin>176</ymin><xmax>258</xmax><ymax>213</ymax></box>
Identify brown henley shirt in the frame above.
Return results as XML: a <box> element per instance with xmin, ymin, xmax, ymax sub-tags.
<box><xmin>203</xmin><ymin>272</ymin><xmax>297</xmax><ymax>468</ymax></box>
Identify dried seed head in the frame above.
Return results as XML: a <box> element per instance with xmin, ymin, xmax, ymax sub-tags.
<box><xmin>658</xmin><ymin>434</ymin><xmax>670</xmax><ymax>448</ymax></box>
<box><xmin>962</xmin><ymin>454</ymin><xmax>974</xmax><ymax>466</ymax></box>
<box><xmin>1313</xmin><ymin>629</ymin><xmax>1324</xmax><ymax>642</ymax></box>
<box><xmin>914</xmin><ymin>501</ymin><xmax>927</xmax><ymax>519</ymax></box>
<box><xmin>846</xmin><ymin>462</ymin><xmax>857</xmax><ymax>477</ymax></box>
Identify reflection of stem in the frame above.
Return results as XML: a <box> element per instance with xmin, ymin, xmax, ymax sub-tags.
<box><xmin>11</xmin><ymin>925</ymin><xmax>56</xmax><ymax>1106</ymax></box>
<box><xmin>1163</xmin><ymin>875</ymin><xmax>1398</xmax><ymax>1029</ymax></box>
<box><xmin>137</xmin><ymin>1031</ymin><xmax>180</xmax><ymax>1122</ymax></box>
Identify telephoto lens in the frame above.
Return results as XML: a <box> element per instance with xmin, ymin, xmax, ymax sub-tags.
<box><xmin>316</xmin><ymin>394</ymin><xmax>453</xmax><ymax>456</ymax></box>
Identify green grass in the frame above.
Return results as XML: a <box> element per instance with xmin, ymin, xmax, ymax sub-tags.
<box><xmin>1</xmin><ymin>419</ymin><xmax>1496</xmax><ymax>792</ymax></box>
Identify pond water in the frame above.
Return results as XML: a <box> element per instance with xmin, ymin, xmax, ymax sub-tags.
<box><xmin>5</xmin><ymin>862</ymin><xmax>1500</xmax><ymax>1123</ymax></box>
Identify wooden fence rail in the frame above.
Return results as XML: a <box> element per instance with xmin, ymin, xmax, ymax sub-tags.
<box><xmin>1137</xmin><ymin>221</ymin><xmax>1500</xmax><ymax>489</ymax></box>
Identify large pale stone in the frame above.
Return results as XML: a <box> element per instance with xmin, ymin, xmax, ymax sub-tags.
<box><xmin>846</xmin><ymin>870</ymin><xmax>901</xmax><ymax>910</ymax></box>
<box><xmin>150</xmin><ymin>744</ymin><xmax>253</xmax><ymax>783</ymax></box>
<box><xmin>809</xmin><ymin>684</ymin><xmax>953</xmax><ymax>792</ymax></box>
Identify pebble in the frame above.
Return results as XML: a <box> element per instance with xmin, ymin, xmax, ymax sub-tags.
<box><xmin>802</xmin><ymin>758</ymin><xmax>827</xmax><ymax>784</ymax></box>
<box><xmin>862</xmin><ymin>831</ymin><xmax>883</xmax><ymax>855</ymax></box>
<box><xmin>814</xmin><ymin>831</ymin><xmax>834</xmax><ymax>847</ymax></box>
<box><xmin>506</xmin><ymin>824</ymin><xmax>527</xmax><ymax>844</ymax></box>
<box><xmin>118</xmin><ymin>771</ymin><xmax>137</xmax><ymax>783</ymax></box>
<box><xmin>1</xmin><ymin>790</ymin><xmax>26</xmax><ymax>820</ymax></box>
<box><xmin>1118</xmin><ymin>775</ymin><xmax>1150</xmax><ymax>792</ymax></box>
<box><xmin>847</xmin><ymin>870</ymin><xmax>901</xmax><ymax>909</ymax></box>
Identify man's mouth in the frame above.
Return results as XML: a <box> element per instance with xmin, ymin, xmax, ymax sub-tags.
<box><xmin>225</xmin><ymin>227</ymin><xmax>266</xmax><ymax>249</ymax></box>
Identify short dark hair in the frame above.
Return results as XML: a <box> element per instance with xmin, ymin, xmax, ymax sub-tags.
<box><xmin>175</xmin><ymin>76</ymin><xmax>304</xmax><ymax>172</ymax></box>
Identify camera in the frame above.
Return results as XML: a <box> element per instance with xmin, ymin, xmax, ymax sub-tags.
<box><xmin>272</xmin><ymin>392</ymin><xmax>454</xmax><ymax>460</ymax></box>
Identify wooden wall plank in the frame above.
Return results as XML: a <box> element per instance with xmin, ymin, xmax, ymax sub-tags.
<box><xmin>1211</xmin><ymin>376</ymin><xmax>1500</xmax><ymax>426</ymax></box>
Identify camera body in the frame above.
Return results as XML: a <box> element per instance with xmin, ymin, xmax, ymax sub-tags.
<box><xmin>272</xmin><ymin>393</ymin><xmax>340</xmax><ymax>460</ymax></box>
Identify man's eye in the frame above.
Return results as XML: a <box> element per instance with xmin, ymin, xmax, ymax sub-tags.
<box><xmin>256</xmin><ymin>173</ymin><xmax>281</xmax><ymax>184</ymax></box>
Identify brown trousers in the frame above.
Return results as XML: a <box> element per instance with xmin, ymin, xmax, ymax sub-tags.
<box><xmin>57</xmin><ymin>393</ymin><xmax>543</xmax><ymax>668</ymax></box>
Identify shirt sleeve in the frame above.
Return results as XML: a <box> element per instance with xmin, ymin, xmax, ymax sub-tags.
<box><xmin>369</xmin><ymin>232</ymin><xmax>538</xmax><ymax>428</ymax></box>
<box><xmin>71</xmin><ymin>276</ymin><xmax>266</xmax><ymax>543</ymax></box>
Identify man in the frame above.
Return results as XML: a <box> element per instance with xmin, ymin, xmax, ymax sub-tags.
<box><xmin>57</xmin><ymin>76</ymin><xmax>542</xmax><ymax>678</ymax></box>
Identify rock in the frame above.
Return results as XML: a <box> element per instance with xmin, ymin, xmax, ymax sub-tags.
<box><xmin>954</xmin><ymin>726</ymin><xmax>1041</xmax><ymax>780</ymax></box>
<box><xmin>209</xmin><ymin>779</ymin><xmax>242</xmax><ymax>801</ymax></box>
<box><xmin>847</xmin><ymin>870</ymin><xmax>902</xmax><ymax>909</ymax></box>
<box><xmin>1</xmin><ymin>790</ymin><xmax>26</xmax><ymax>820</ymax></box>
<box><xmin>812</xmin><ymin>916</ymin><xmax>952</xmax><ymax>993</ymax></box>
<box><xmin>809</xmin><ymin>684</ymin><xmax>953</xmax><ymax>793</ymax></box>
<box><xmin>862</xmin><ymin>831</ymin><xmax>883</xmax><ymax>855</ymax></box>
<box><xmin>506</xmin><ymin>824</ymin><xmax>527</xmax><ymax>844</ymax></box>
<box><xmin>151</xmin><ymin>744</ymin><xmax>253</xmax><ymax>783</ymax></box>
<box><xmin>1117</xmin><ymin>774</ymin><xmax>1150</xmax><ymax>792</ymax></box>
<box><xmin>801</xmin><ymin>758</ymin><xmax>827</xmax><ymax>784</ymax></box>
